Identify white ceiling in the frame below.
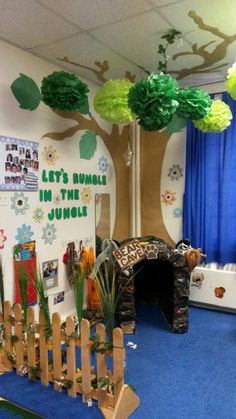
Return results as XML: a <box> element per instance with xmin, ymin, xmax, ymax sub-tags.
<box><xmin>0</xmin><ymin>0</ymin><xmax>236</xmax><ymax>86</ymax></box>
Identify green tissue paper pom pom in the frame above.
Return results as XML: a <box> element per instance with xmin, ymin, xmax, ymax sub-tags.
<box><xmin>128</xmin><ymin>73</ymin><xmax>179</xmax><ymax>131</ymax></box>
<box><xmin>193</xmin><ymin>100</ymin><xmax>232</xmax><ymax>133</ymax></box>
<box><xmin>41</xmin><ymin>71</ymin><xmax>89</xmax><ymax>112</ymax></box>
<box><xmin>226</xmin><ymin>67</ymin><xmax>236</xmax><ymax>100</ymax></box>
<box><xmin>177</xmin><ymin>87</ymin><xmax>212</xmax><ymax>120</ymax></box>
<box><xmin>94</xmin><ymin>79</ymin><xmax>135</xmax><ymax>124</ymax></box>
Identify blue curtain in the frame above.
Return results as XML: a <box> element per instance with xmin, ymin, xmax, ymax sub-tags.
<box><xmin>183</xmin><ymin>92</ymin><xmax>236</xmax><ymax>264</ymax></box>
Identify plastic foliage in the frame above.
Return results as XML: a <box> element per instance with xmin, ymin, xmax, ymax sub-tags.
<box><xmin>94</xmin><ymin>79</ymin><xmax>135</xmax><ymax>124</ymax></box>
<box><xmin>177</xmin><ymin>87</ymin><xmax>212</xmax><ymax>120</ymax></box>
<box><xmin>41</xmin><ymin>71</ymin><xmax>89</xmax><ymax>113</ymax></box>
<box><xmin>128</xmin><ymin>73</ymin><xmax>179</xmax><ymax>131</ymax></box>
<box><xmin>193</xmin><ymin>99</ymin><xmax>232</xmax><ymax>133</ymax></box>
<box><xmin>226</xmin><ymin>64</ymin><xmax>236</xmax><ymax>100</ymax></box>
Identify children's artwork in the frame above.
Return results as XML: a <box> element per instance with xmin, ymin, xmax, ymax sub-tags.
<box><xmin>13</xmin><ymin>241</ymin><xmax>36</xmax><ymax>260</ymax></box>
<box><xmin>0</xmin><ymin>135</ymin><xmax>39</xmax><ymax>191</ymax></box>
<box><xmin>54</xmin><ymin>291</ymin><xmax>64</xmax><ymax>305</ymax></box>
<box><xmin>42</xmin><ymin>259</ymin><xmax>58</xmax><ymax>292</ymax></box>
<box><xmin>13</xmin><ymin>241</ymin><xmax>37</xmax><ymax>305</ymax></box>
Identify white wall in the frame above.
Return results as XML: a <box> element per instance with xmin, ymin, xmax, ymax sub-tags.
<box><xmin>0</xmin><ymin>39</ymin><xmax>116</xmax><ymax>319</ymax></box>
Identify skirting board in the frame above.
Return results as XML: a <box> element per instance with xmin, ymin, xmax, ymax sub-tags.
<box><xmin>190</xmin><ymin>301</ymin><xmax>236</xmax><ymax>314</ymax></box>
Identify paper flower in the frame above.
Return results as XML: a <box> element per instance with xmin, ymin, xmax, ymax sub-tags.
<box><xmin>81</xmin><ymin>187</ymin><xmax>92</xmax><ymax>204</ymax></box>
<box><xmin>15</xmin><ymin>224</ymin><xmax>34</xmax><ymax>243</ymax></box>
<box><xmin>41</xmin><ymin>71</ymin><xmax>89</xmax><ymax>112</ymax></box>
<box><xmin>168</xmin><ymin>164</ymin><xmax>183</xmax><ymax>181</ymax></box>
<box><xmin>193</xmin><ymin>100</ymin><xmax>232</xmax><ymax>132</ymax></box>
<box><xmin>11</xmin><ymin>192</ymin><xmax>29</xmax><ymax>215</ymax></box>
<box><xmin>226</xmin><ymin>65</ymin><xmax>236</xmax><ymax>100</ymax></box>
<box><xmin>176</xmin><ymin>88</ymin><xmax>212</xmax><ymax>120</ymax></box>
<box><xmin>53</xmin><ymin>193</ymin><xmax>61</xmax><ymax>205</ymax></box>
<box><xmin>0</xmin><ymin>229</ymin><xmax>7</xmax><ymax>249</ymax></box>
<box><xmin>173</xmin><ymin>208</ymin><xmax>183</xmax><ymax>218</ymax></box>
<box><xmin>128</xmin><ymin>73</ymin><xmax>179</xmax><ymax>131</ymax></box>
<box><xmin>33</xmin><ymin>207</ymin><xmax>44</xmax><ymax>223</ymax></box>
<box><xmin>42</xmin><ymin>145</ymin><xmax>58</xmax><ymax>165</ymax></box>
<box><xmin>98</xmin><ymin>156</ymin><xmax>108</xmax><ymax>173</ymax></box>
<box><xmin>161</xmin><ymin>190</ymin><xmax>176</xmax><ymax>206</ymax></box>
<box><xmin>94</xmin><ymin>79</ymin><xmax>135</xmax><ymax>124</ymax></box>
<box><xmin>42</xmin><ymin>223</ymin><xmax>57</xmax><ymax>245</ymax></box>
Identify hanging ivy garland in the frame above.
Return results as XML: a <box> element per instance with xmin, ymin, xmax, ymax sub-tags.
<box><xmin>176</xmin><ymin>88</ymin><xmax>212</xmax><ymax>120</ymax></box>
<box><xmin>41</xmin><ymin>71</ymin><xmax>89</xmax><ymax>112</ymax></box>
<box><xmin>94</xmin><ymin>79</ymin><xmax>135</xmax><ymax>124</ymax></box>
<box><xmin>193</xmin><ymin>99</ymin><xmax>232</xmax><ymax>132</ymax></box>
<box><xmin>128</xmin><ymin>73</ymin><xmax>179</xmax><ymax>131</ymax></box>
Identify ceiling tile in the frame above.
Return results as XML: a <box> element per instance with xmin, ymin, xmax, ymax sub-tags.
<box><xmin>149</xmin><ymin>0</ymin><xmax>185</xmax><ymax>6</ymax></box>
<box><xmin>91</xmin><ymin>10</ymin><xmax>171</xmax><ymax>70</ymax></box>
<box><xmin>30</xmin><ymin>33</ymin><xmax>140</xmax><ymax>84</ymax></box>
<box><xmin>0</xmin><ymin>0</ymin><xmax>78</xmax><ymax>49</ymax></box>
<box><xmin>38</xmin><ymin>0</ymin><xmax>152</xmax><ymax>30</ymax></box>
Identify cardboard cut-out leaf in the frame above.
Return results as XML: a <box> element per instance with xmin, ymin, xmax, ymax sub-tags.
<box><xmin>78</xmin><ymin>96</ymin><xmax>90</xmax><ymax>115</ymax></box>
<box><xmin>79</xmin><ymin>130</ymin><xmax>97</xmax><ymax>160</ymax></box>
<box><xmin>166</xmin><ymin>114</ymin><xmax>186</xmax><ymax>138</ymax></box>
<box><xmin>11</xmin><ymin>73</ymin><xmax>41</xmax><ymax>111</ymax></box>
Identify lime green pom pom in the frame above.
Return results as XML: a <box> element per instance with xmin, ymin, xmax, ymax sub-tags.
<box><xmin>226</xmin><ymin>67</ymin><xmax>236</xmax><ymax>100</ymax></box>
<box><xmin>177</xmin><ymin>87</ymin><xmax>212</xmax><ymax>120</ymax></box>
<box><xmin>41</xmin><ymin>71</ymin><xmax>89</xmax><ymax>112</ymax></box>
<box><xmin>193</xmin><ymin>100</ymin><xmax>232</xmax><ymax>133</ymax></box>
<box><xmin>128</xmin><ymin>73</ymin><xmax>179</xmax><ymax>131</ymax></box>
<box><xmin>94</xmin><ymin>79</ymin><xmax>135</xmax><ymax>124</ymax></box>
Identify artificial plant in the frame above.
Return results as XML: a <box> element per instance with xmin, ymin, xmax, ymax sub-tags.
<box><xmin>18</xmin><ymin>263</ymin><xmax>28</xmax><ymax>324</ymax></box>
<box><xmin>35</xmin><ymin>271</ymin><xmax>52</xmax><ymax>341</ymax></box>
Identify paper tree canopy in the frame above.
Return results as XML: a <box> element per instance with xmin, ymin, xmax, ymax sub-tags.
<box><xmin>41</xmin><ymin>71</ymin><xmax>89</xmax><ymax>113</ymax></box>
<box><xmin>128</xmin><ymin>73</ymin><xmax>179</xmax><ymax>131</ymax></box>
<box><xmin>193</xmin><ymin>100</ymin><xmax>232</xmax><ymax>133</ymax></box>
<box><xmin>226</xmin><ymin>64</ymin><xmax>236</xmax><ymax>100</ymax></box>
<box><xmin>176</xmin><ymin>88</ymin><xmax>212</xmax><ymax>120</ymax></box>
<box><xmin>94</xmin><ymin>79</ymin><xmax>135</xmax><ymax>124</ymax></box>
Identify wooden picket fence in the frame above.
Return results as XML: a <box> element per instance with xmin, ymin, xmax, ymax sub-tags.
<box><xmin>0</xmin><ymin>301</ymin><xmax>139</xmax><ymax>419</ymax></box>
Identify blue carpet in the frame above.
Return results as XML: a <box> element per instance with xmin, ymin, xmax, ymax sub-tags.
<box><xmin>0</xmin><ymin>305</ymin><xmax>236</xmax><ymax>418</ymax></box>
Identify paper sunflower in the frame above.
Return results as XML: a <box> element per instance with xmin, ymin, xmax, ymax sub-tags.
<box><xmin>226</xmin><ymin>64</ymin><xmax>236</xmax><ymax>100</ymax></box>
<box><xmin>177</xmin><ymin>87</ymin><xmax>212</xmax><ymax>120</ymax></box>
<box><xmin>41</xmin><ymin>71</ymin><xmax>89</xmax><ymax>112</ymax></box>
<box><xmin>128</xmin><ymin>73</ymin><xmax>179</xmax><ymax>131</ymax></box>
<box><xmin>193</xmin><ymin>100</ymin><xmax>232</xmax><ymax>133</ymax></box>
<box><xmin>94</xmin><ymin>79</ymin><xmax>135</xmax><ymax>124</ymax></box>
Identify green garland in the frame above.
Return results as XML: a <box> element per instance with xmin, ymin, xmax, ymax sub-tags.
<box><xmin>193</xmin><ymin>100</ymin><xmax>232</xmax><ymax>132</ymax></box>
<box><xmin>41</xmin><ymin>71</ymin><xmax>89</xmax><ymax>112</ymax></box>
<box><xmin>226</xmin><ymin>67</ymin><xmax>236</xmax><ymax>100</ymax></box>
<box><xmin>177</xmin><ymin>88</ymin><xmax>212</xmax><ymax>120</ymax></box>
<box><xmin>128</xmin><ymin>73</ymin><xmax>179</xmax><ymax>131</ymax></box>
<box><xmin>94</xmin><ymin>79</ymin><xmax>135</xmax><ymax>124</ymax></box>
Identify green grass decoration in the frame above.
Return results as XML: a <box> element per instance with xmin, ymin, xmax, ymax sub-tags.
<box><xmin>72</xmin><ymin>267</ymin><xmax>85</xmax><ymax>328</ymax></box>
<box><xmin>93</xmin><ymin>262</ymin><xmax>133</xmax><ymax>343</ymax></box>
<box><xmin>0</xmin><ymin>397</ymin><xmax>42</xmax><ymax>418</ymax></box>
<box><xmin>0</xmin><ymin>256</ymin><xmax>4</xmax><ymax>320</ymax></box>
<box><xmin>18</xmin><ymin>264</ymin><xmax>28</xmax><ymax>324</ymax></box>
<box><xmin>35</xmin><ymin>272</ymin><xmax>52</xmax><ymax>341</ymax></box>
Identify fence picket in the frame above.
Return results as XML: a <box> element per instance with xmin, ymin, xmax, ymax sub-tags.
<box><xmin>81</xmin><ymin>319</ymin><xmax>91</xmax><ymax>402</ymax></box>
<box><xmin>39</xmin><ymin>309</ymin><xmax>49</xmax><ymax>386</ymax></box>
<box><xmin>66</xmin><ymin>316</ymin><xmax>76</xmax><ymax>397</ymax></box>
<box><xmin>27</xmin><ymin>306</ymin><xmax>36</xmax><ymax>380</ymax></box>
<box><xmin>52</xmin><ymin>312</ymin><xmax>62</xmax><ymax>392</ymax></box>
<box><xmin>4</xmin><ymin>301</ymin><xmax>13</xmax><ymax>371</ymax></box>
<box><xmin>113</xmin><ymin>327</ymin><xmax>124</xmax><ymax>406</ymax></box>
<box><xmin>96</xmin><ymin>323</ymin><xmax>107</xmax><ymax>408</ymax></box>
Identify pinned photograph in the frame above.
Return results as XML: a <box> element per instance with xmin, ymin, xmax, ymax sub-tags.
<box><xmin>42</xmin><ymin>259</ymin><xmax>58</xmax><ymax>292</ymax></box>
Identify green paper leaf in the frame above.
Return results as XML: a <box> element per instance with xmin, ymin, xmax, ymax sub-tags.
<box><xmin>79</xmin><ymin>130</ymin><xmax>97</xmax><ymax>160</ymax></box>
<box><xmin>166</xmin><ymin>114</ymin><xmax>186</xmax><ymax>138</ymax></box>
<box><xmin>11</xmin><ymin>73</ymin><xmax>41</xmax><ymax>111</ymax></box>
<box><xmin>78</xmin><ymin>96</ymin><xmax>90</xmax><ymax>115</ymax></box>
